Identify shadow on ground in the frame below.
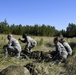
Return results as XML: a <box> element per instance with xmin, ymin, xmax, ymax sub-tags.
<box><xmin>21</xmin><ymin>50</ymin><xmax>53</xmax><ymax>62</ymax></box>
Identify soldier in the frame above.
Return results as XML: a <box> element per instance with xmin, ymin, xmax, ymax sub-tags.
<box><xmin>3</xmin><ymin>34</ymin><xmax>21</xmax><ymax>58</ymax></box>
<box><xmin>60</xmin><ymin>38</ymin><xmax>72</xmax><ymax>56</ymax></box>
<box><xmin>19</xmin><ymin>34</ymin><xmax>37</xmax><ymax>53</ymax></box>
<box><xmin>53</xmin><ymin>37</ymin><xmax>68</xmax><ymax>62</ymax></box>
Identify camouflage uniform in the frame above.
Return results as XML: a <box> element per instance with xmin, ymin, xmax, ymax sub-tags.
<box><xmin>55</xmin><ymin>42</ymin><xmax>68</xmax><ymax>59</ymax></box>
<box><xmin>62</xmin><ymin>42</ymin><xmax>72</xmax><ymax>55</ymax></box>
<box><xmin>53</xmin><ymin>37</ymin><xmax>68</xmax><ymax>61</ymax></box>
<box><xmin>3</xmin><ymin>36</ymin><xmax>21</xmax><ymax>58</ymax></box>
<box><xmin>19</xmin><ymin>35</ymin><xmax>37</xmax><ymax>53</ymax></box>
<box><xmin>25</xmin><ymin>36</ymin><xmax>37</xmax><ymax>52</ymax></box>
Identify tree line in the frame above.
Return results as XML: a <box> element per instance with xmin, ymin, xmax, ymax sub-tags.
<box><xmin>0</xmin><ymin>19</ymin><xmax>76</xmax><ymax>37</ymax></box>
<box><xmin>60</xmin><ymin>23</ymin><xmax>76</xmax><ymax>38</ymax></box>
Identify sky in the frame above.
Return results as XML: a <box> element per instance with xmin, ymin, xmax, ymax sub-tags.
<box><xmin>0</xmin><ymin>0</ymin><xmax>76</xmax><ymax>30</ymax></box>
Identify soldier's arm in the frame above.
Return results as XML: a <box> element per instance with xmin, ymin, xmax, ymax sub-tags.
<box><xmin>27</xmin><ymin>39</ymin><xmax>30</xmax><ymax>48</ymax></box>
<box><xmin>57</xmin><ymin>45</ymin><xmax>62</xmax><ymax>55</ymax></box>
<box><xmin>19</xmin><ymin>38</ymin><xmax>26</xmax><ymax>43</ymax></box>
<box><xmin>8</xmin><ymin>41</ymin><xmax>12</xmax><ymax>46</ymax></box>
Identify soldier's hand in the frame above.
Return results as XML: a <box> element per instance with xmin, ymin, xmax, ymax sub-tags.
<box><xmin>18</xmin><ymin>38</ymin><xmax>21</xmax><ymax>41</ymax></box>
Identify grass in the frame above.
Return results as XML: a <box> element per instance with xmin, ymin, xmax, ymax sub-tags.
<box><xmin>0</xmin><ymin>34</ymin><xmax>76</xmax><ymax>75</ymax></box>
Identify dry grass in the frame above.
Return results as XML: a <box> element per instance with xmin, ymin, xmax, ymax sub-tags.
<box><xmin>0</xmin><ymin>34</ymin><xmax>76</xmax><ymax>75</ymax></box>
